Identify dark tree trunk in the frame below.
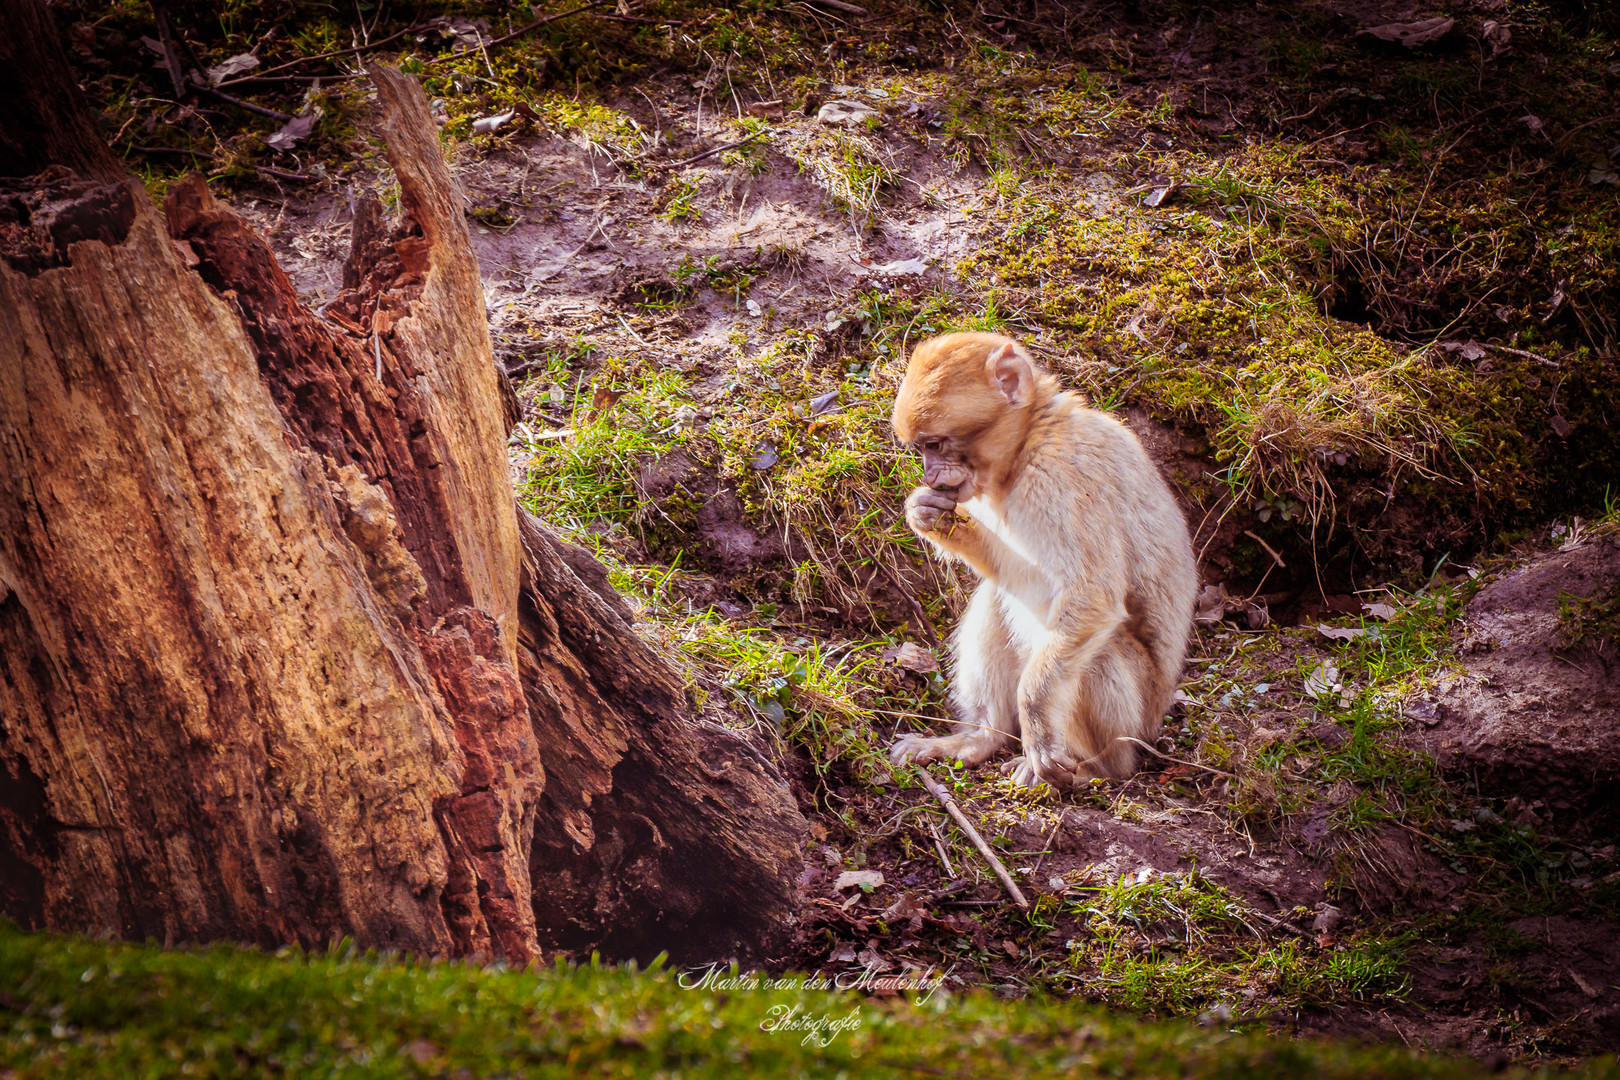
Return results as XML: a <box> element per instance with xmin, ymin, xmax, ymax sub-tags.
<box><xmin>0</xmin><ymin>1</ymin><xmax>804</xmax><ymax>965</ymax></box>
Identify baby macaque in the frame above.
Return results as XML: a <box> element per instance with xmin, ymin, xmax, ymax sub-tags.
<box><xmin>890</xmin><ymin>332</ymin><xmax>1197</xmax><ymax>788</ymax></box>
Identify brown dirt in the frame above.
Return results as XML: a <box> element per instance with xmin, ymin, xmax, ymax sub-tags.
<box><xmin>1420</xmin><ymin>535</ymin><xmax>1620</xmax><ymax>819</ymax></box>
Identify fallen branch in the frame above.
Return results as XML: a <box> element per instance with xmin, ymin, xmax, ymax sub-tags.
<box><xmin>654</xmin><ymin>129</ymin><xmax>769</xmax><ymax>170</ymax></box>
<box><xmin>908</xmin><ymin>765</ymin><xmax>1029</xmax><ymax>911</ymax></box>
<box><xmin>1483</xmin><ymin>342</ymin><xmax>1560</xmax><ymax>368</ymax></box>
<box><xmin>808</xmin><ymin>0</ymin><xmax>870</xmax><ymax>13</ymax></box>
<box><xmin>150</xmin><ymin>3</ymin><xmax>187</xmax><ymax>100</ymax></box>
<box><xmin>195</xmin><ymin>84</ymin><xmax>293</xmax><ymax>121</ymax></box>
<box><xmin>127</xmin><ymin>145</ymin><xmax>312</xmax><ymax>182</ymax></box>
<box><xmin>228</xmin><ymin>23</ymin><xmax>427</xmax><ymax>83</ymax></box>
<box><xmin>430</xmin><ymin>1</ymin><xmax>611</xmax><ymax>62</ymax></box>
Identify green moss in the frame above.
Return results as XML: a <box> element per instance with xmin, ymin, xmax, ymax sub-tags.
<box><xmin>4</xmin><ymin>922</ymin><xmax>1590</xmax><ymax>1080</ymax></box>
<box><xmin>957</xmin><ymin>133</ymin><xmax>1620</xmax><ymax>535</ymax></box>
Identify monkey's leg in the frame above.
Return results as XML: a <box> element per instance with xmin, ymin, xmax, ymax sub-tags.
<box><xmin>1010</xmin><ymin>633</ymin><xmax>1156</xmax><ymax>787</ymax></box>
<box><xmin>890</xmin><ymin>583</ymin><xmax>1018</xmax><ymax>768</ymax></box>
<box><xmin>1074</xmin><ymin>632</ymin><xmax>1160</xmax><ymax>778</ymax></box>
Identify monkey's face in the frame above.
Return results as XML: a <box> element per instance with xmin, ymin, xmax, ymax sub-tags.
<box><xmin>912</xmin><ymin>434</ymin><xmax>977</xmax><ymax>497</ymax></box>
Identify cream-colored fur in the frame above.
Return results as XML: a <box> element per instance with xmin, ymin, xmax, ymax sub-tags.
<box><xmin>890</xmin><ymin>333</ymin><xmax>1197</xmax><ymax>787</ymax></box>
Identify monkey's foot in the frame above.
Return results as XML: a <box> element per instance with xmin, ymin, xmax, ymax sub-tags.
<box><xmin>890</xmin><ymin>731</ymin><xmax>1006</xmax><ymax>769</ymax></box>
<box><xmin>1004</xmin><ymin>751</ymin><xmax>1083</xmax><ymax>790</ymax></box>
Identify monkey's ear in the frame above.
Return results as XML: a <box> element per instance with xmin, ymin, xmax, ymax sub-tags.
<box><xmin>986</xmin><ymin>342</ymin><xmax>1031</xmax><ymax>407</ymax></box>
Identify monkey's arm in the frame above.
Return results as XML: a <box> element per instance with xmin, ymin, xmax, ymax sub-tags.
<box><xmin>905</xmin><ymin>487</ymin><xmax>1042</xmax><ymax>587</ymax></box>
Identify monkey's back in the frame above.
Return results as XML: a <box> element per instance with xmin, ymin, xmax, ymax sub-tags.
<box><xmin>1041</xmin><ymin>396</ymin><xmax>1198</xmax><ymax>713</ymax></box>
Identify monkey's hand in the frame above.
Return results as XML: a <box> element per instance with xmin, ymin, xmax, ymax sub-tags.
<box><xmin>904</xmin><ymin>485</ymin><xmax>959</xmax><ymax>535</ymax></box>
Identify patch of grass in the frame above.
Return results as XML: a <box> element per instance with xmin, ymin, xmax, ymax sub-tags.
<box><xmin>515</xmin><ymin>327</ymin><xmax>946</xmax><ymax>634</ymax></box>
<box><xmin>1050</xmin><ymin>872</ymin><xmax>1408</xmax><ymax>1017</ymax></box>
<box><xmin>658</xmin><ymin>176</ymin><xmax>702</xmax><ymax>223</ymax></box>
<box><xmin>1554</xmin><ymin>582</ymin><xmax>1620</xmax><ymax>650</ymax></box>
<box><xmin>4</xmin><ymin>922</ymin><xmax>1590</xmax><ymax>1080</ymax></box>
<box><xmin>778</xmin><ymin>126</ymin><xmax>898</xmax><ymax>226</ymax></box>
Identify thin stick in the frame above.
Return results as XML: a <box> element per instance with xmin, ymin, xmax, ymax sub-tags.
<box><xmin>655</xmin><ymin>129</ymin><xmax>768</xmax><ymax>170</ymax></box>
<box><xmin>150</xmin><ymin>3</ymin><xmax>187</xmax><ymax>99</ymax></box>
<box><xmin>429</xmin><ymin>1</ymin><xmax>609</xmax><ymax>63</ymax></box>
<box><xmin>910</xmin><ymin>766</ymin><xmax>1029</xmax><ymax>911</ymax></box>
<box><xmin>1115</xmin><ymin>735</ymin><xmax>1236</xmax><ymax>780</ymax></box>
<box><xmin>126</xmin><ymin>145</ymin><xmax>312</xmax><ymax>182</ymax></box>
<box><xmin>1029</xmin><ymin>817</ymin><xmax>1060</xmax><ymax>879</ymax></box>
<box><xmin>1484</xmin><ymin>343</ymin><xmax>1560</xmax><ymax>368</ymax></box>
<box><xmin>238</xmin><ymin>24</ymin><xmax>424</xmax><ymax>82</ymax></box>
<box><xmin>1242</xmin><ymin>529</ymin><xmax>1286</xmax><ymax>568</ymax></box>
<box><xmin>926</xmin><ymin>819</ymin><xmax>957</xmax><ymax>879</ymax></box>
<box><xmin>197</xmin><ymin>84</ymin><xmax>293</xmax><ymax>121</ymax></box>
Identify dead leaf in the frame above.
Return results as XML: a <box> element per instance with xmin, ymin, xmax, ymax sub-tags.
<box><xmin>1143</xmin><ymin>176</ymin><xmax>1177</xmax><ymax>207</ymax></box>
<box><xmin>750</xmin><ymin>442</ymin><xmax>779</xmax><ymax>470</ymax></box>
<box><xmin>1193</xmin><ymin>583</ymin><xmax>1229</xmax><ymax>625</ymax></box>
<box><xmin>809</xmin><ymin>390</ymin><xmax>841</xmax><ymax>415</ymax></box>
<box><xmin>834</xmin><ymin>869</ymin><xmax>884</xmax><ymax>891</ymax></box>
<box><xmin>1481</xmin><ymin>19</ymin><xmax>1512</xmax><ymax>58</ymax></box>
<box><xmin>266</xmin><ymin>110</ymin><xmax>318</xmax><ymax>152</ymax></box>
<box><xmin>1001</xmin><ymin>938</ymin><xmax>1021</xmax><ymax>958</ymax></box>
<box><xmin>884</xmin><ymin>642</ymin><xmax>939</xmax><ymax>673</ymax></box>
<box><xmin>1362</xmin><ymin>602</ymin><xmax>1398</xmax><ymax>621</ymax></box>
<box><xmin>746</xmin><ymin>99</ymin><xmax>785</xmax><ymax>120</ymax></box>
<box><xmin>830</xmin><ymin>943</ymin><xmax>858</xmax><ymax>963</ymax></box>
<box><xmin>816</xmin><ymin>100</ymin><xmax>880</xmax><ymax>126</ymax></box>
<box><xmin>1357</xmin><ymin>17</ymin><xmax>1454</xmax><ymax>47</ymax></box>
<box><xmin>1403</xmin><ymin>700</ymin><xmax>1442</xmax><ymax>725</ymax></box>
<box><xmin>881</xmin><ymin>893</ymin><xmax>926</xmax><ymax>932</ymax></box>
<box><xmin>206</xmin><ymin>52</ymin><xmax>259</xmax><ymax>85</ymax></box>
<box><xmin>1520</xmin><ymin>113</ymin><xmax>1545</xmax><ymax>134</ymax></box>
<box><xmin>869</xmin><ymin>257</ymin><xmax>930</xmax><ymax>276</ymax></box>
<box><xmin>588</xmin><ymin>384</ymin><xmax>624</xmax><ymax>420</ymax></box>
<box><xmin>472</xmin><ymin>109</ymin><xmax>517</xmax><ymax>136</ymax></box>
<box><xmin>1316</xmin><ymin>624</ymin><xmax>1366</xmax><ymax>643</ymax></box>
<box><xmin>1550</xmin><ymin>414</ymin><xmax>1573</xmax><ymax>438</ymax></box>
<box><xmin>1303</xmin><ymin>661</ymin><xmax>1341</xmax><ymax>699</ymax></box>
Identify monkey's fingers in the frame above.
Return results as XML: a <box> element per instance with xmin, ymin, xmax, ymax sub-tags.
<box><xmin>1005</xmin><ymin>756</ymin><xmax>1046</xmax><ymax>790</ymax></box>
<box><xmin>1007</xmin><ymin>751</ymin><xmax>1080</xmax><ymax>790</ymax></box>
<box><xmin>889</xmin><ymin>735</ymin><xmax>937</xmax><ymax>766</ymax></box>
<box><xmin>910</xmin><ymin>489</ymin><xmax>958</xmax><ymax>512</ymax></box>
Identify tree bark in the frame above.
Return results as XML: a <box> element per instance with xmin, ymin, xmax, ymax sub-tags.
<box><xmin>0</xmin><ymin>3</ymin><xmax>804</xmax><ymax>965</ymax></box>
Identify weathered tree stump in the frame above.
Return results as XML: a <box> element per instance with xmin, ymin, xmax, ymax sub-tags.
<box><xmin>0</xmin><ymin>2</ymin><xmax>804</xmax><ymax>965</ymax></box>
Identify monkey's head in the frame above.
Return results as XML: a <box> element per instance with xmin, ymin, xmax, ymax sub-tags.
<box><xmin>892</xmin><ymin>332</ymin><xmax>1053</xmax><ymax>499</ymax></box>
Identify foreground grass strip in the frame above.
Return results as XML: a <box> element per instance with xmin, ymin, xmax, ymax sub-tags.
<box><xmin>2</xmin><ymin>925</ymin><xmax>1616</xmax><ymax>1079</ymax></box>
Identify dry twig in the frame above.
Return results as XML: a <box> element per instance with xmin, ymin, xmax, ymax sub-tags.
<box><xmin>908</xmin><ymin>765</ymin><xmax>1029</xmax><ymax>910</ymax></box>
